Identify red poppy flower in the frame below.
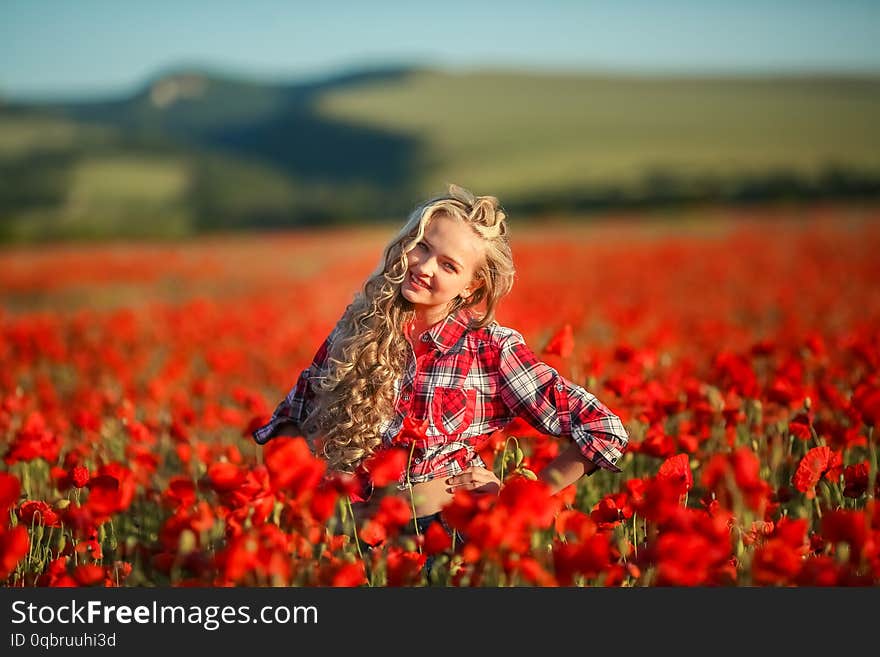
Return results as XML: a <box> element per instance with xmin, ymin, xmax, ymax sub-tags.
<box><xmin>459</xmin><ymin>508</ymin><xmax>511</xmax><ymax>558</ymax></box>
<box><xmin>842</xmin><ymin>461</ymin><xmax>870</xmax><ymax>498</ymax></box>
<box><xmin>93</xmin><ymin>463</ymin><xmax>136</xmax><ymax>513</ymax></box>
<box><xmin>631</xmin><ymin>476</ymin><xmax>685</xmax><ymax>523</ymax></box>
<box><xmin>59</xmin><ymin>503</ymin><xmax>95</xmax><ymax>539</ymax></box>
<box><xmin>423</xmin><ymin>520</ymin><xmax>452</xmax><ymax>555</ymax></box>
<box><xmin>795</xmin><ymin>555</ymin><xmax>842</xmax><ymax>586</ymax></box>
<box><xmin>4</xmin><ymin>412</ymin><xmax>61</xmax><ymax>465</ymax></box>
<box><xmin>221</xmin><ymin>524</ymin><xmax>294</xmax><ymax>585</ymax></box>
<box><xmin>0</xmin><ymin>525</ymin><xmax>29</xmax><ymax>579</ymax></box>
<box><xmin>215</xmin><ymin>537</ymin><xmax>258</xmax><ymax>584</ymax></box>
<box><xmin>329</xmin><ymin>560</ymin><xmax>367</xmax><ymax>587</ymax></box>
<box><xmin>772</xmin><ymin>516</ymin><xmax>809</xmax><ymax>550</ymax></box>
<box><xmin>793</xmin><ymin>446</ymin><xmax>843</xmax><ymax>499</ymax></box>
<box><xmin>0</xmin><ymin>473</ymin><xmax>20</xmax><ymax>515</ymax></box>
<box><xmin>70</xmin><ymin>465</ymin><xmax>90</xmax><ymax>489</ymax></box>
<box><xmin>263</xmin><ymin>437</ymin><xmax>326</xmax><ymax>498</ymax></box>
<box><xmin>590</xmin><ymin>495</ymin><xmax>628</xmax><ymax>529</ymax></box>
<box><xmin>543</xmin><ymin>324</ymin><xmax>574</xmax><ymax>358</ymax></box>
<box><xmin>84</xmin><ymin>475</ymin><xmax>121</xmax><ymax>519</ymax></box>
<box><xmin>766</xmin><ymin>376</ymin><xmax>803</xmax><ymax>406</ymax></box>
<box><xmin>504</xmin><ymin>555</ymin><xmax>557</xmax><ymax>586</ymax></box>
<box><xmin>638</xmin><ymin>423</ymin><xmax>676</xmax><ymax>459</ymax></box>
<box><xmin>73</xmin><ymin>563</ymin><xmax>104</xmax><ymax>586</ymax></box>
<box><xmin>322</xmin><ymin>469</ymin><xmax>372</xmax><ymax>508</ymax></box>
<box><xmin>557</xmin><ymin>509</ymin><xmax>598</xmax><ymax>541</ymax></box>
<box><xmin>206</xmin><ymin>461</ymin><xmax>247</xmax><ymax>493</ymax></box>
<box><xmin>821</xmin><ymin>509</ymin><xmax>869</xmax><ymax>562</ymax></box>
<box><xmin>392</xmin><ymin>415</ymin><xmax>430</xmax><ymax>447</ymax></box>
<box><xmin>308</xmin><ymin>486</ymin><xmax>339</xmax><ymax>524</ymax></box>
<box><xmin>711</xmin><ymin>352</ymin><xmax>761</xmax><ymax>398</ymax></box>
<box><xmin>163</xmin><ymin>476</ymin><xmax>197</xmax><ymax>509</ymax></box>
<box><xmin>373</xmin><ymin>495</ymin><xmax>413</xmax><ymax>530</ymax></box>
<box><xmin>497</xmin><ymin>478</ymin><xmax>558</xmax><ymax>528</ymax></box>
<box><xmin>36</xmin><ymin>556</ymin><xmax>70</xmax><ymax>587</ymax></box>
<box><xmin>751</xmin><ymin>539</ymin><xmax>804</xmax><ymax>586</ymax></box>
<box><xmin>17</xmin><ymin>500</ymin><xmax>62</xmax><ymax>528</ymax></box>
<box><xmin>362</xmin><ymin>447</ymin><xmax>408</xmax><ymax>488</ymax></box>
<box><xmin>624</xmin><ymin>477</ymin><xmax>647</xmax><ymax>506</ymax></box>
<box><xmin>358</xmin><ymin>520</ymin><xmax>387</xmax><ymax>547</ymax></box>
<box><xmin>108</xmin><ymin>561</ymin><xmax>133</xmax><ymax>586</ymax></box>
<box><xmin>657</xmin><ymin>453</ymin><xmax>693</xmax><ymax>496</ymax></box>
<box><xmin>788</xmin><ymin>411</ymin><xmax>813</xmax><ymax>441</ymax></box>
<box><xmin>701</xmin><ymin>447</ymin><xmax>770</xmax><ymax>511</ymax></box>
<box><xmin>653</xmin><ymin>508</ymin><xmax>734</xmax><ymax>586</ymax></box>
<box><xmin>384</xmin><ymin>546</ymin><xmax>428</xmax><ymax>586</ymax></box>
<box><xmin>552</xmin><ymin>532</ymin><xmax>611</xmax><ymax>585</ymax></box>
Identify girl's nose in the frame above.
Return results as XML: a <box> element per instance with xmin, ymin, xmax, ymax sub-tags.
<box><xmin>413</xmin><ymin>257</ymin><xmax>435</xmax><ymax>277</ymax></box>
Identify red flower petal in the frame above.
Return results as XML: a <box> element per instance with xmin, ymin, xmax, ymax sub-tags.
<box><xmin>543</xmin><ymin>324</ymin><xmax>574</xmax><ymax>358</ymax></box>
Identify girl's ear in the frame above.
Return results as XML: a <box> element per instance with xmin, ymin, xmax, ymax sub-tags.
<box><xmin>461</xmin><ymin>276</ymin><xmax>484</xmax><ymax>300</ymax></box>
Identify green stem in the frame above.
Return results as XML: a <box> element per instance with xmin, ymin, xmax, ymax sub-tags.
<box><xmin>405</xmin><ymin>439</ymin><xmax>422</xmax><ymax>547</ymax></box>
<box><xmin>632</xmin><ymin>513</ymin><xmax>638</xmax><ymax>559</ymax></box>
<box><xmin>344</xmin><ymin>497</ymin><xmax>372</xmax><ymax>587</ymax></box>
<box><xmin>499</xmin><ymin>436</ymin><xmax>520</xmax><ymax>483</ymax></box>
<box><xmin>867</xmin><ymin>427</ymin><xmax>876</xmax><ymax>503</ymax></box>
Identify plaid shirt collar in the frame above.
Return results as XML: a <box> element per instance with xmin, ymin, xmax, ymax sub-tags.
<box><xmin>411</xmin><ymin>308</ymin><xmax>475</xmax><ymax>355</ymax></box>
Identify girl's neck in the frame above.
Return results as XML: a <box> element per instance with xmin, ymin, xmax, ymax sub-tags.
<box><xmin>411</xmin><ymin>317</ymin><xmax>433</xmax><ymax>338</ymax></box>
<box><xmin>411</xmin><ymin>311</ymin><xmax>444</xmax><ymax>337</ymax></box>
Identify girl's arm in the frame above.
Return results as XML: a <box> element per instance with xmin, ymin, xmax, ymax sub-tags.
<box><xmin>537</xmin><ymin>442</ymin><xmax>599</xmax><ymax>494</ymax></box>
<box><xmin>252</xmin><ymin>320</ymin><xmax>341</xmax><ymax>444</ymax></box>
<box><xmin>496</xmin><ymin>329</ymin><xmax>629</xmax><ymax>478</ymax></box>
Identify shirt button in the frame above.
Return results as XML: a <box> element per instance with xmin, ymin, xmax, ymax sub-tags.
<box><xmin>402</xmin><ymin>393</ymin><xmax>410</xmax><ymax>401</ymax></box>
<box><xmin>413</xmin><ymin>457</ymin><xmax>422</xmax><ymax>464</ymax></box>
<box><xmin>421</xmin><ymin>335</ymin><xmax>430</xmax><ymax>342</ymax></box>
<box><xmin>555</xmin><ymin>383</ymin><xmax>564</xmax><ymax>391</ymax></box>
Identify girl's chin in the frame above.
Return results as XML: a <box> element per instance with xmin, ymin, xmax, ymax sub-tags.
<box><xmin>401</xmin><ymin>281</ymin><xmax>429</xmax><ymax>300</ymax></box>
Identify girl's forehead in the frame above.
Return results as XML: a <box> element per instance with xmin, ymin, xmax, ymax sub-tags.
<box><xmin>424</xmin><ymin>214</ymin><xmax>485</xmax><ymax>267</ymax></box>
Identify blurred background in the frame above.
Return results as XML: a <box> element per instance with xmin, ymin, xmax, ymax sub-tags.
<box><xmin>1</xmin><ymin>0</ymin><xmax>879</xmax><ymax>243</ymax></box>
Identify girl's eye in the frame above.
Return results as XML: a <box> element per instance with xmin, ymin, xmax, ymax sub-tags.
<box><xmin>414</xmin><ymin>241</ymin><xmax>455</xmax><ymax>272</ymax></box>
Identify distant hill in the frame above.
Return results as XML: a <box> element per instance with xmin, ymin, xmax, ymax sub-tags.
<box><xmin>2</xmin><ymin>65</ymin><xmax>879</xmax><ymax>242</ymax></box>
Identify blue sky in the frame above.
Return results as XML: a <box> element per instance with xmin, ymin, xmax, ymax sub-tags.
<box><xmin>2</xmin><ymin>0</ymin><xmax>879</xmax><ymax>100</ymax></box>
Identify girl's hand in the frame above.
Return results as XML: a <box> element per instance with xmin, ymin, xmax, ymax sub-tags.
<box><xmin>445</xmin><ymin>466</ymin><xmax>502</xmax><ymax>495</ymax></box>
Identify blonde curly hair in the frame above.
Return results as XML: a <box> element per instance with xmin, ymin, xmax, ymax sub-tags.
<box><xmin>301</xmin><ymin>183</ymin><xmax>515</xmax><ymax>473</ymax></box>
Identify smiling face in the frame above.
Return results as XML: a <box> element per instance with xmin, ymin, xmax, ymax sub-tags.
<box><xmin>400</xmin><ymin>212</ymin><xmax>485</xmax><ymax>326</ymax></box>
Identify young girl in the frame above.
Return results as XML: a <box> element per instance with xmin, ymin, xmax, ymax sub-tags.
<box><xmin>252</xmin><ymin>184</ymin><xmax>629</xmax><ymax>536</ymax></box>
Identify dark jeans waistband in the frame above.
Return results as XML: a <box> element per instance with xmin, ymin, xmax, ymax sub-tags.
<box><xmin>408</xmin><ymin>512</ymin><xmax>465</xmax><ymax>543</ymax></box>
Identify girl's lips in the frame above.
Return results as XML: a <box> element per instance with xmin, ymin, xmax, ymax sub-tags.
<box><xmin>408</xmin><ymin>272</ymin><xmax>430</xmax><ymax>290</ymax></box>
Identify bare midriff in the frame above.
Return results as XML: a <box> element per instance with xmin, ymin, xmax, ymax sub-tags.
<box><xmin>407</xmin><ymin>476</ymin><xmax>454</xmax><ymax>517</ymax></box>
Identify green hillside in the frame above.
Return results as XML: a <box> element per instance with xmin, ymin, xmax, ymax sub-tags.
<box><xmin>317</xmin><ymin>70</ymin><xmax>880</xmax><ymax>204</ymax></box>
<box><xmin>2</xmin><ymin>67</ymin><xmax>879</xmax><ymax>243</ymax></box>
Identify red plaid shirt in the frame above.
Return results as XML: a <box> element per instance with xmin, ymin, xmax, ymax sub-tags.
<box><xmin>253</xmin><ymin>308</ymin><xmax>629</xmax><ymax>492</ymax></box>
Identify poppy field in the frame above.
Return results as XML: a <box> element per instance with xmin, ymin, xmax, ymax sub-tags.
<box><xmin>1</xmin><ymin>204</ymin><xmax>879</xmax><ymax>587</ymax></box>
